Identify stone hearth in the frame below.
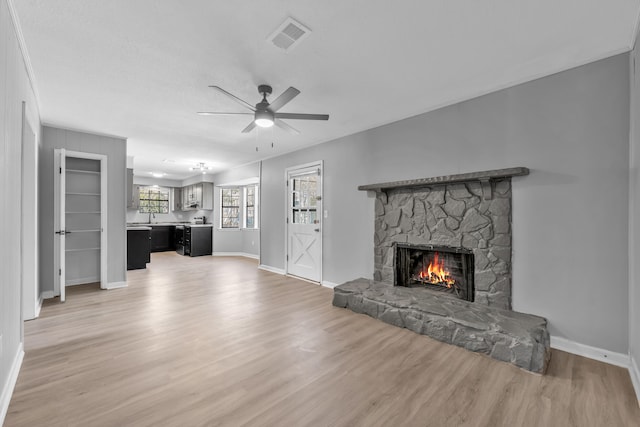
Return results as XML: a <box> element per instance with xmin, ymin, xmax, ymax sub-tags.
<box><xmin>332</xmin><ymin>168</ymin><xmax>550</xmax><ymax>373</ymax></box>
<box><xmin>333</xmin><ymin>279</ymin><xmax>550</xmax><ymax>373</ymax></box>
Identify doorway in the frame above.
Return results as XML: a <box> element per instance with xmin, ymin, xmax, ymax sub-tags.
<box><xmin>54</xmin><ymin>149</ymin><xmax>108</xmax><ymax>302</ymax></box>
<box><xmin>285</xmin><ymin>161</ymin><xmax>323</xmax><ymax>283</ymax></box>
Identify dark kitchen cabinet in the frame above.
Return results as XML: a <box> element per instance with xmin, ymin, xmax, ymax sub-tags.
<box><xmin>185</xmin><ymin>225</ymin><xmax>212</xmax><ymax>257</ymax></box>
<box><xmin>127</xmin><ymin>228</ymin><xmax>151</xmax><ymax>270</ymax></box>
<box><xmin>150</xmin><ymin>226</ymin><xmax>176</xmax><ymax>252</ymax></box>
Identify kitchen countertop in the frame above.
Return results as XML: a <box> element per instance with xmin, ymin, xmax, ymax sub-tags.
<box><xmin>126</xmin><ymin>226</ymin><xmax>152</xmax><ymax>231</ymax></box>
<box><xmin>126</xmin><ymin>222</ymin><xmax>213</xmax><ymax>227</ymax></box>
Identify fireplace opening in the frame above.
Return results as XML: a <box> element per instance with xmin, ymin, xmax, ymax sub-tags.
<box><xmin>394</xmin><ymin>243</ymin><xmax>474</xmax><ymax>302</ymax></box>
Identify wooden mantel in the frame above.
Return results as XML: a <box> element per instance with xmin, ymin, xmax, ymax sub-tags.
<box><xmin>357</xmin><ymin>167</ymin><xmax>529</xmax><ymax>200</ymax></box>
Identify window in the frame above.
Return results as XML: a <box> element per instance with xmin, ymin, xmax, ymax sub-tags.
<box><xmin>244</xmin><ymin>185</ymin><xmax>258</xmax><ymax>229</ymax></box>
<box><xmin>221</xmin><ymin>188</ymin><xmax>240</xmax><ymax>228</ymax></box>
<box><xmin>219</xmin><ymin>184</ymin><xmax>259</xmax><ymax>229</ymax></box>
<box><xmin>291</xmin><ymin>174</ymin><xmax>317</xmax><ymax>224</ymax></box>
<box><xmin>138</xmin><ymin>186</ymin><xmax>169</xmax><ymax>213</ymax></box>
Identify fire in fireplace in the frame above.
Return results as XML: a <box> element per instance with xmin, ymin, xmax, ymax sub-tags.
<box><xmin>394</xmin><ymin>243</ymin><xmax>474</xmax><ymax>302</ymax></box>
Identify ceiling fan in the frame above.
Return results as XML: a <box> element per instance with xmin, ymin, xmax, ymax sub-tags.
<box><xmin>198</xmin><ymin>85</ymin><xmax>329</xmax><ymax>134</ymax></box>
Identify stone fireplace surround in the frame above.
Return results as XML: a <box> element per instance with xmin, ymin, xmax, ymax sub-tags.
<box><xmin>333</xmin><ymin>168</ymin><xmax>551</xmax><ymax>373</ymax></box>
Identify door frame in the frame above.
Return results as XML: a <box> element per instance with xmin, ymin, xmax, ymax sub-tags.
<box><xmin>284</xmin><ymin>160</ymin><xmax>323</xmax><ymax>284</ymax></box>
<box><xmin>21</xmin><ymin>101</ymin><xmax>38</xmax><ymax>320</ymax></box>
<box><xmin>54</xmin><ymin>149</ymin><xmax>108</xmax><ymax>299</ymax></box>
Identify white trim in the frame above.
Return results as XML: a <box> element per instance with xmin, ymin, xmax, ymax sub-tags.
<box><xmin>105</xmin><ymin>281</ymin><xmax>127</xmax><ymax>290</ymax></box>
<box><xmin>258</xmin><ymin>264</ymin><xmax>285</xmax><ymax>275</ymax></box>
<box><xmin>550</xmin><ymin>335</ymin><xmax>629</xmax><ymax>368</ymax></box>
<box><xmin>35</xmin><ymin>295</ymin><xmax>43</xmax><ymax>318</ymax></box>
<box><xmin>213</xmin><ymin>252</ymin><xmax>259</xmax><ymax>260</ymax></box>
<box><xmin>41</xmin><ymin>291</ymin><xmax>54</xmax><ymax>299</ymax></box>
<box><xmin>56</xmin><ymin>150</ymin><xmax>109</xmax><ymax>293</ymax></box>
<box><xmin>630</xmin><ymin>355</ymin><xmax>640</xmax><ymax>406</ymax></box>
<box><xmin>5</xmin><ymin>0</ymin><xmax>41</xmax><ymax>109</ymax></box>
<box><xmin>35</xmin><ymin>298</ymin><xmax>42</xmax><ymax>318</ymax></box>
<box><xmin>321</xmin><ymin>280</ymin><xmax>339</xmax><ymax>289</ymax></box>
<box><xmin>0</xmin><ymin>343</ymin><xmax>24</xmax><ymax>426</ymax></box>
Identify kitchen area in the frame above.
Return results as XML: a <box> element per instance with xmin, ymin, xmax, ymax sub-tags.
<box><xmin>126</xmin><ymin>166</ymin><xmax>215</xmax><ymax>270</ymax></box>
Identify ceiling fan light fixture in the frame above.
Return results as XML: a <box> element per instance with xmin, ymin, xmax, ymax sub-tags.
<box><xmin>255</xmin><ymin>110</ymin><xmax>274</xmax><ymax>128</ymax></box>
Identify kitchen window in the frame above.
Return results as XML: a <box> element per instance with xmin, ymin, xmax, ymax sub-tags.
<box><xmin>138</xmin><ymin>186</ymin><xmax>169</xmax><ymax>214</ymax></box>
<box><xmin>221</xmin><ymin>188</ymin><xmax>240</xmax><ymax>228</ymax></box>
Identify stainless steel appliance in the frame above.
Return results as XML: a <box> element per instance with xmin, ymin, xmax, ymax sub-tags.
<box><xmin>192</xmin><ymin>216</ymin><xmax>206</xmax><ymax>224</ymax></box>
<box><xmin>175</xmin><ymin>225</ymin><xmax>187</xmax><ymax>255</ymax></box>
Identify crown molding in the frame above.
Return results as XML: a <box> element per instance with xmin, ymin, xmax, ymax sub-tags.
<box><xmin>5</xmin><ymin>0</ymin><xmax>41</xmax><ymax>111</ymax></box>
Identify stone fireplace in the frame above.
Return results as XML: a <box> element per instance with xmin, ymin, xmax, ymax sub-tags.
<box><xmin>333</xmin><ymin>168</ymin><xmax>551</xmax><ymax>373</ymax></box>
<box><xmin>370</xmin><ymin>170</ymin><xmax>523</xmax><ymax>310</ymax></box>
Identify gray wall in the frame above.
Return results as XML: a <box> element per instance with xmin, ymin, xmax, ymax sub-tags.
<box><xmin>630</xmin><ymin>31</ymin><xmax>640</xmax><ymax>386</ymax></box>
<box><xmin>40</xmin><ymin>126</ymin><xmax>127</xmax><ymax>291</ymax></box>
<box><xmin>261</xmin><ymin>53</ymin><xmax>631</xmax><ymax>353</ymax></box>
<box><xmin>0</xmin><ymin>0</ymin><xmax>41</xmax><ymax>421</ymax></box>
<box><xmin>210</xmin><ymin>162</ymin><xmax>260</xmax><ymax>257</ymax></box>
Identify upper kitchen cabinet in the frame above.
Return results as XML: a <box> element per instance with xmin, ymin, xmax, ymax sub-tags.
<box><xmin>126</xmin><ymin>168</ymin><xmax>140</xmax><ymax>209</ymax></box>
<box><xmin>182</xmin><ymin>182</ymin><xmax>213</xmax><ymax>210</ymax></box>
<box><xmin>171</xmin><ymin>187</ymin><xmax>182</xmax><ymax>212</ymax></box>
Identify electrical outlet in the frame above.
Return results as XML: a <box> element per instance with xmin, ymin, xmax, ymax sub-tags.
<box><xmin>324</xmin><ymin>210</ymin><xmax>328</xmax><ymax>218</ymax></box>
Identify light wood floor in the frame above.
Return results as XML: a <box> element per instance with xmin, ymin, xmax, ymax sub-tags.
<box><xmin>5</xmin><ymin>253</ymin><xmax>640</xmax><ymax>426</ymax></box>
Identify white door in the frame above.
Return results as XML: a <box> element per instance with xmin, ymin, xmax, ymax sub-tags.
<box><xmin>286</xmin><ymin>163</ymin><xmax>322</xmax><ymax>282</ymax></box>
<box><xmin>54</xmin><ymin>149</ymin><xmax>67</xmax><ymax>302</ymax></box>
<box><xmin>54</xmin><ymin>149</ymin><xmax>108</xmax><ymax>302</ymax></box>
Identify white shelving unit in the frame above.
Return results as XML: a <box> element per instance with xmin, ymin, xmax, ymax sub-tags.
<box><xmin>64</xmin><ymin>160</ymin><xmax>102</xmax><ymax>286</ymax></box>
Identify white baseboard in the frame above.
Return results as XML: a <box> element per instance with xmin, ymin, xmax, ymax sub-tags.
<box><xmin>104</xmin><ymin>281</ymin><xmax>127</xmax><ymax>290</ymax></box>
<box><xmin>550</xmin><ymin>335</ymin><xmax>629</xmax><ymax>368</ymax></box>
<box><xmin>321</xmin><ymin>280</ymin><xmax>340</xmax><ymax>289</ymax></box>
<box><xmin>630</xmin><ymin>355</ymin><xmax>640</xmax><ymax>406</ymax></box>
<box><xmin>0</xmin><ymin>343</ymin><xmax>24</xmax><ymax>426</ymax></box>
<box><xmin>41</xmin><ymin>290</ymin><xmax>54</xmax><ymax>300</ymax></box>
<box><xmin>34</xmin><ymin>296</ymin><xmax>43</xmax><ymax>318</ymax></box>
<box><xmin>213</xmin><ymin>252</ymin><xmax>259</xmax><ymax>260</ymax></box>
<box><xmin>258</xmin><ymin>264</ymin><xmax>285</xmax><ymax>275</ymax></box>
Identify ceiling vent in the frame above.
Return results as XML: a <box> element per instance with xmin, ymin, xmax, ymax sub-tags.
<box><xmin>267</xmin><ymin>17</ymin><xmax>311</xmax><ymax>51</ymax></box>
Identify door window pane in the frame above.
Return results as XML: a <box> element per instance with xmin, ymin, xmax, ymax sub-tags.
<box><xmin>291</xmin><ymin>174</ymin><xmax>318</xmax><ymax>224</ymax></box>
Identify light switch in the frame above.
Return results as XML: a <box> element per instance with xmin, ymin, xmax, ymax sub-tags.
<box><xmin>324</xmin><ymin>210</ymin><xmax>328</xmax><ymax>218</ymax></box>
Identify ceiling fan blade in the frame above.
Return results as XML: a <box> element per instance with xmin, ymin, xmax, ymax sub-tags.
<box><xmin>268</xmin><ymin>87</ymin><xmax>300</xmax><ymax>112</ymax></box>
<box><xmin>274</xmin><ymin>119</ymin><xmax>300</xmax><ymax>135</ymax></box>
<box><xmin>197</xmin><ymin>112</ymin><xmax>253</xmax><ymax>116</ymax></box>
<box><xmin>241</xmin><ymin>121</ymin><xmax>257</xmax><ymax>133</ymax></box>
<box><xmin>274</xmin><ymin>113</ymin><xmax>329</xmax><ymax>121</ymax></box>
<box><xmin>208</xmin><ymin>86</ymin><xmax>256</xmax><ymax>111</ymax></box>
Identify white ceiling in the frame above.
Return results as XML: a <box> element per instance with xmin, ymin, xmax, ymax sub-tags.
<box><xmin>13</xmin><ymin>0</ymin><xmax>640</xmax><ymax>179</ymax></box>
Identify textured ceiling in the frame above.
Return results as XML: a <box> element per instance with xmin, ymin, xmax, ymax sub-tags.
<box><xmin>13</xmin><ymin>0</ymin><xmax>640</xmax><ymax>179</ymax></box>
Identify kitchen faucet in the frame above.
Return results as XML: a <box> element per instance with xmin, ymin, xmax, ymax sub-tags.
<box><xmin>148</xmin><ymin>212</ymin><xmax>155</xmax><ymax>224</ymax></box>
